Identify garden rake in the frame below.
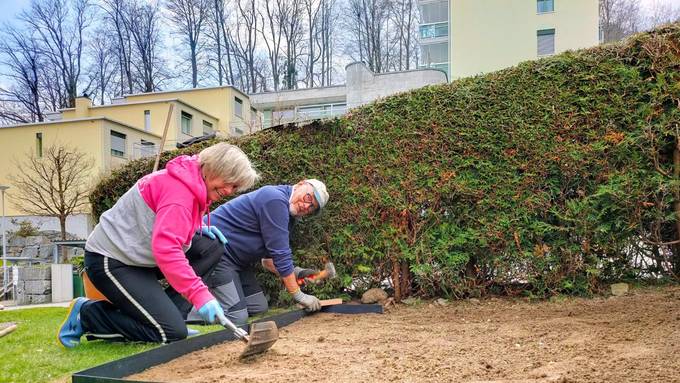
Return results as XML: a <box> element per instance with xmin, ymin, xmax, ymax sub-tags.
<box><xmin>219</xmin><ymin>316</ymin><xmax>279</xmax><ymax>358</ymax></box>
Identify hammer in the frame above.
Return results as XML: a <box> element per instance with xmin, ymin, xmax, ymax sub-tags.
<box><xmin>296</xmin><ymin>262</ymin><xmax>336</xmax><ymax>286</ymax></box>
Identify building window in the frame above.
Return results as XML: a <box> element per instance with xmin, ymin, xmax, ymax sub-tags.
<box><xmin>537</xmin><ymin>0</ymin><xmax>554</xmax><ymax>13</ymax></box>
<box><xmin>144</xmin><ymin>110</ymin><xmax>151</xmax><ymax>132</ymax></box>
<box><xmin>111</xmin><ymin>130</ymin><xmax>126</xmax><ymax>157</ymax></box>
<box><xmin>181</xmin><ymin>111</ymin><xmax>192</xmax><ymax>135</ymax></box>
<box><xmin>420</xmin><ymin>42</ymin><xmax>448</xmax><ymax>66</ymax></box>
<box><xmin>234</xmin><ymin>97</ymin><xmax>243</xmax><ymax>118</ymax></box>
<box><xmin>202</xmin><ymin>120</ymin><xmax>213</xmax><ymax>135</ymax></box>
<box><xmin>537</xmin><ymin>28</ymin><xmax>555</xmax><ymax>56</ymax></box>
<box><xmin>419</xmin><ymin>0</ymin><xmax>448</xmax><ymax>24</ymax></box>
<box><xmin>35</xmin><ymin>132</ymin><xmax>43</xmax><ymax>158</ymax></box>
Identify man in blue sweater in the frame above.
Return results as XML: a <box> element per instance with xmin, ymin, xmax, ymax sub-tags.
<box><xmin>185</xmin><ymin>179</ymin><xmax>329</xmax><ymax>325</ymax></box>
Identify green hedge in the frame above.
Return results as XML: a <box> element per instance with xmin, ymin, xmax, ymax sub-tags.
<box><xmin>91</xmin><ymin>24</ymin><xmax>680</xmax><ymax>301</ymax></box>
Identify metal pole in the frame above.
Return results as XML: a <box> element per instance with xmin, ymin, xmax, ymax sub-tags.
<box><xmin>0</xmin><ymin>186</ymin><xmax>8</xmax><ymax>295</ymax></box>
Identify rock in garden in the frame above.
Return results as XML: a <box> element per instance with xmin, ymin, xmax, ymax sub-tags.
<box><xmin>434</xmin><ymin>298</ymin><xmax>449</xmax><ymax>306</ymax></box>
<box><xmin>610</xmin><ymin>283</ymin><xmax>629</xmax><ymax>296</ymax></box>
<box><xmin>361</xmin><ymin>288</ymin><xmax>388</xmax><ymax>304</ymax></box>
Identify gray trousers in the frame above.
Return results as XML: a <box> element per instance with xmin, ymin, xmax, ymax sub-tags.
<box><xmin>186</xmin><ymin>258</ymin><xmax>268</xmax><ymax>326</ymax></box>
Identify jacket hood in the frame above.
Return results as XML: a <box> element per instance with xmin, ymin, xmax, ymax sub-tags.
<box><xmin>166</xmin><ymin>155</ymin><xmax>208</xmax><ymax>214</ymax></box>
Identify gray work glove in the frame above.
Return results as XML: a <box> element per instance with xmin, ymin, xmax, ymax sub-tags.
<box><xmin>292</xmin><ymin>290</ymin><xmax>321</xmax><ymax>312</ymax></box>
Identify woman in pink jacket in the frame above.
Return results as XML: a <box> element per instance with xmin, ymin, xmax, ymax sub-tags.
<box><xmin>58</xmin><ymin>143</ymin><xmax>259</xmax><ymax>347</ymax></box>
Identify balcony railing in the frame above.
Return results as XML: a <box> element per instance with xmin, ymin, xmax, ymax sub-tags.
<box><xmin>419</xmin><ymin>22</ymin><xmax>448</xmax><ymax>40</ymax></box>
<box><xmin>261</xmin><ymin>105</ymin><xmax>347</xmax><ymax>130</ymax></box>
<box><xmin>131</xmin><ymin>142</ymin><xmax>158</xmax><ymax>160</ymax></box>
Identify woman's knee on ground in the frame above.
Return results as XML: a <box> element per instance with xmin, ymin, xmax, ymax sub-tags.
<box><xmin>162</xmin><ymin>316</ymin><xmax>189</xmax><ymax>342</ymax></box>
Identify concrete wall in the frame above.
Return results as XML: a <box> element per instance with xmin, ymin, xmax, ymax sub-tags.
<box><xmin>450</xmin><ymin>0</ymin><xmax>599</xmax><ymax>79</ymax></box>
<box><xmin>345</xmin><ymin>63</ymin><xmax>448</xmax><ymax>108</ymax></box>
<box><xmin>250</xmin><ymin>86</ymin><xmax>346</xmax><ymax>110</ymax></box>
<box><xmin>3</xmin><ymin>214</ymin><xmax>91</xmax><ymax>240</ymax></box>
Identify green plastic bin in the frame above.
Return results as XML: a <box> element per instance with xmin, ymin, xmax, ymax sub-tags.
<box><xmin>72</xmin><ymin>273</ymin><xmax>85</xmax><ymax>298</ymax></box>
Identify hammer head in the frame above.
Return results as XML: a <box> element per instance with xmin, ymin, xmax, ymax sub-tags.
<box><xmin>296</xmin><ymin>262</ymin><xmax>337</xmax><ymax>285</ymax></box>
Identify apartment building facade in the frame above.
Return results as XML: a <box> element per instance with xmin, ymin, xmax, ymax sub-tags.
<box><xmin>419</xmin><ymin>0</ymin><xmax>600</xmax><ymax>80</ymax></box>
<box><xmin>0</xmin><ymin>85</ymin><xmax>256</xmax><ymax>238</ymax></box>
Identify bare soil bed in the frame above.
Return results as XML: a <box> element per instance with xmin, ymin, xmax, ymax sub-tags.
<box><xmin>130</xmin><ymin>285</ymin><xmax>680</xmax><ymax>383</ymax></box>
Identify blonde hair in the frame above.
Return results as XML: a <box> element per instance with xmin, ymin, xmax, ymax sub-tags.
<box><xmin>199</xmin><ymin>142</ymin><xmax>259</xmax><ymax>192</ymax></box>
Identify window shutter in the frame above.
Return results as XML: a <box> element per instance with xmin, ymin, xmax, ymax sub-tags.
<box><xmin>537</xmin><ymin>29</ymin><xmax>555</xmax><ymax>56</ymax></box>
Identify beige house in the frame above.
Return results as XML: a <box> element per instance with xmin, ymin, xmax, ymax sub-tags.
<box><xmin>0</xmin><ymin>85</ymin><xmax>257</xmax><ymax>237</ymax></box>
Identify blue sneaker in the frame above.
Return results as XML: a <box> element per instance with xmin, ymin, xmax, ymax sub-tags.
<box><xmin>57</xmin><ymin>297</ymin><xmax>89</xmax><ymax>348</ymax></box>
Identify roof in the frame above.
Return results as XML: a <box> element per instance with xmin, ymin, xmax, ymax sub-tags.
<box><xmin>123</xmin><ymin>85</ymin><xmax>249</xmax><ymax>99</ymax></box>
<box><xmin>0</xmin><ymin>116</ymin><xmax>162</xmax><ymax>138</ymax></box>
<box><xmin>87</xmin><ymin>98</ymin><xmax>220</xmax><ymax>121</ymax></box>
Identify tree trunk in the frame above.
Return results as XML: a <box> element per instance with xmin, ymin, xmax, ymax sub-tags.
<box><xmin>59</xmin><ymin>215</ymin><xmax>68</xmax><ymax>262</ymax></box>
<box><xmin>400</xmin><ymin>260</ymin><xmax>410</xmax><ymax>298</ymax></box>
<box><xmin>391</xmin><ymin>253</ymin><xmax>401</xmax><ymax>302</ymax></box>
<box><xmin>672</xmin><ymin>137</ymin><xmax>680</xmax><ymax>277</ymax></box>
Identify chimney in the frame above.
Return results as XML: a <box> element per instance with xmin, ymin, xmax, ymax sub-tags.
<box><xmin>75</xmin><ymin>93</ymin><xmax>92</xmax><ymax>118</ymax></box>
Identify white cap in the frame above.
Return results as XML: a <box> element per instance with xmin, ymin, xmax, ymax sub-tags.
<box><xmin>305</xmin><ymin>179</ymin><xmax>329</xmax><ymax>211</ymax></box>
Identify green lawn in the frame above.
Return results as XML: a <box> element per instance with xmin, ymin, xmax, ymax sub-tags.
<box><xmin>0</xmin><ymin>306</ymin><xmax>223</xmax><ymax>383</ymax></box>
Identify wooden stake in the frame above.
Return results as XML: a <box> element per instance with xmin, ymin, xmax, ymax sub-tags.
<box><xmin>153</xmin><ymin>103</ymin><xmax>175</xmax><ymax>172</ymax></box>
<box><xmin>0</xmin><ymin>324</ymin><xmax>17</xmax><ymax>338</ymax></box>
<box><xmin>319</xmin><ymin>298</ymin><xmax>343</xmax><ymax>306</ymax></box>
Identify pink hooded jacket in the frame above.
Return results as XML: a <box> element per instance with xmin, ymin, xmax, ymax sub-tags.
<box><xmin>86</xmin><ymin>155</ymin><xmax>214</xmax><ymax>309</ymax></box>
<box><xmin>138</xmin><ymin>155</ymin><xmax>213</xmax><ymax>308</ymax></box>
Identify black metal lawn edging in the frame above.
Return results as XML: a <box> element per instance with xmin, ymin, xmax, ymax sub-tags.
<box><xmin>72</xmin><ymin>304</ymin><xmax>383</xmax><ymax>383</ymax></box>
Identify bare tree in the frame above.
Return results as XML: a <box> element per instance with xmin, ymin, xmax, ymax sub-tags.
<box><xmin>127</xmin><ymin>1</ymin><xmax>165</xmax><ymax>92</ymax></box>
<box><xmin>389</xmin><ymin>0</ymin><xmax>417</xmax><ymax>71</ymax></box>
<box><xmin>280</xmin><ymin>0</ymin><xmax>305</xmax><ymax>89</ymax></box>
<box><xmin>233</xmin><ymin>0</ymin><xmax>259</xmax><ymax>92</ymax></box>
<box><xmin>345</xmin><ymin>0</ymin><xmax>391</xmax><ymax>73</ymax></box>
<box><xmin>645</xmin><ymin>0</ymin><xmax>680</xmax><ymax>29</ymax></box>
<box><xmin>8</xmin><ymin>145</ymin><xmax>94</xmax><ymax>257</ymax></box>
<box><xmin>88</xmin><ymin>32</ymin><xmax>117</xmax><ymax>105</ymax></box>
<box><xmin>259</xmin><ymin>0</ymin><xmax>284</xmax><ymax>90</ymax></box>
<box><xmin>167</xmin><ymin>0</ymin><xmax>211</xmax><ymax>88</ymax></box>
<box><xmin>303</xmin><ymin>0</ymin><xmax>321</xmax><ymax>87</ymax></box>
<box><xmin>20</xmin><ymin>0</ymin><xmax>93</xmax><ymax>108</ymax></box>
<box><xmin>0</xmin><ymin>27</ymin><xmax>44</xmax><ymax>123</ymax></box>
<box><xmin>206</xmin><ymin>0</ymin><xmax>233</xmax><ymax>85</ymax></box>
<box><xmin>101</xmin><ymin>0</ymin><xmax>135</xmax><ymax>95</ymax></box>
<box><xmin>600</xmin><ymin>0</ymin><xmax>643</xmax><ymax>43</ymax></box>
<box><xmin>318</xmin><ymin>0</ymin><xmax>336</xmax><ymax>86</ymax></box>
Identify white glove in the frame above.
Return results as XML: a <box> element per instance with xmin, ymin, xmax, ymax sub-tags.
<box><xmin>293</xmin><ymin>290</ymin><xmax>321</xmax><ymax>312</ymax></box>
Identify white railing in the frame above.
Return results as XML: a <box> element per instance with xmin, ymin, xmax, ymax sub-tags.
<box><xmin>131</xmin><ymin>142</ymin><xmax>158</xmax><ymax>160</ymax></box>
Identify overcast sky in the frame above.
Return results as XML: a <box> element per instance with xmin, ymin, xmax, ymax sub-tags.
<box><xmin>1</xmin><ymin>0</ymin><xmax>677</xmax><ymax>27</ymax></box>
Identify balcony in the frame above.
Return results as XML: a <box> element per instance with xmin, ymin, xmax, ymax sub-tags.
<box><xmin>419</xmin><ymin>22</ymin><xmax>448</xmax><ymax>40</ymax></box>
<box><xmin>131</xmin><ymin>142</ymin><xmax>158</xmax><ymax>160</ymax></box>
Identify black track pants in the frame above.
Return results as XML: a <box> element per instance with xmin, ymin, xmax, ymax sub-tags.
<box><xmin>80</xmin><ymin>235</ymin><xmax>223</xmax><ymax>343</ymax></box>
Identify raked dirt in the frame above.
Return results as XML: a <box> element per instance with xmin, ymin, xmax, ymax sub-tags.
<box><xmin>130</xmin><ymin>285</ymin><xmax>680</xmax><ymax>383</ymax></box>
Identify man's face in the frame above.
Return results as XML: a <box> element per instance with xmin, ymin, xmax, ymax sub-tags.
<box><xmin>289</xmin><ymin>182</ymin><xmax>319</xmax><ymax>217</ymax></box>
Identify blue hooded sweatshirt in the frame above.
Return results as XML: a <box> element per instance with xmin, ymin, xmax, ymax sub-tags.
<box><xmin>204</xmin><ymin>185</ymin><xmax>296</xmax><ymax>277</ymax></box>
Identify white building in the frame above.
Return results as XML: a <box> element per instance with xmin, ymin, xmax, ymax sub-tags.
<box><xmin>250</xmin><ymin>62</ymin><xmax>448</xmax><ymax>128</ymax></box>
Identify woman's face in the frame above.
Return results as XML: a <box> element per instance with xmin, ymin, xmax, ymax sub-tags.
<box><xmin>204</xmin><ymin>175</ymin><xmax>238</xmax><ymax>202</ymax></box>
